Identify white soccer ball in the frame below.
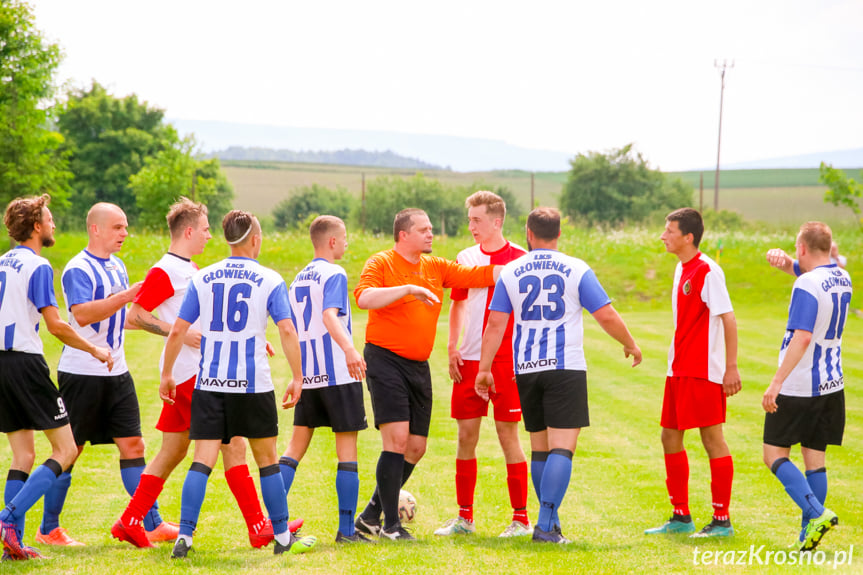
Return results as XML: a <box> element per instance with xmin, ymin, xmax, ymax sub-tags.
<box><xmin>398</xmin><ymin>489</ymin><xmax>416</xmax><ymax>523</ymax></box>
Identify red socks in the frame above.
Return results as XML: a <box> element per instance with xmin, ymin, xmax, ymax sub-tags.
<box><xmin>506</xmin><ymin>461</ymin><xmax>529</xmax><ymax>524</ymax></box>
<box><xmin>121</xmin><ymin>474</ymin><xmax>164</xmax><ymax>526</ymax></box>
<box><xmin>455</xmin><ymin>458</ymin><xmax>477</xmax><ymax>522</ymax></box>
<box><xmin>664</xmin><ymin>450</ymin><xmax>690</xmax><ymax>517</ymax></box>
<box><xmin>225</xmin><ymin>464</ymin><xmax>266</xmax><ymax>531</ymax></box>
<box><xmin>709</xmin><ymin>455</ymin><xmax>733</xmax><ymax>521</ymax></box>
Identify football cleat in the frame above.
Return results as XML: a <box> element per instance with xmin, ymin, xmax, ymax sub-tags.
<box><xmin>355</xmin><ymin>515</ymin><xmax>382</xmax><ymax>537</ymax></box>
<box><xmin>248</xmin><ymin>518</ymin><xmax>273</xmax><ymax>548</ymax></box>
<box><xmin>434</xmin><ymin>517</ymin><xmax>475</xmax><ymax>536</ymax></box>
<box><xmin>335</xmin><ymin>531</ymin><xmax>375</xmax><ymax>544</ymax></box>
<box><xmin>274</xmin><ymin>532</ymin><xmax>317</xmax><ymax>555</ymax></box>
<box><xmin>380</xmin><ymin>525</ymin><xmax>415</xmax><ymax>541</ymax></box>
<box><xmin>288</xmin><ymin>517</ymin><xmax>304</xmax><ymax>533</ymax></box>
<box><xmin>499</xmin><ymin>520</ymin><xmax>532</xmax><ymax>538</ymax></box>
<box><xmin>801</xmin><ymin>509</ymin><xmax>838</xmax><ymax>551</ymax></box>
<box><xmin>20</xmin><ymin>545</ymin><xmax>46</xmax><ymax>559</ymax></box>
<box><xmin>0</xmin><ymin>520</ymin><xmax>26</xmax><ymax>560</ymax></box>
<box><xmin>111</xmin><ymin>519</ymin><xmax>153</xmax><ymax>548</ymax></box>
<box><xmin>690</xmin><ymin>518</ymin><xmax>734</xmax><ymax>538</ymax></box>
<box><xmin>171</xmin><ymin>538</ymin><xmax>191</xmax><ymax>559</ymax></box>
<box><xmin>36</xmin><ymin>526</ymin><xmax>85</xmax><ymax>547</ymax></box>
<box><xmin>532</xmin><ymin>524</ymin><xmax>570</xmax><ymax>544</ymax></box>
<box><xmin>644</xmin><ymin>515</ymin><xmax>696</xmax><ymax>535</ymax></box>
<box><xmin>147</xmin><ymin>520</ymin><xmax>180</xmax><ymax>542</ymax></box>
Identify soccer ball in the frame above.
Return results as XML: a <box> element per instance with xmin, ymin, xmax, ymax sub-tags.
<box><xmin>398</xmin><ymin>489</ymin><xmax>416</xmax><ymax>523</ymax></box>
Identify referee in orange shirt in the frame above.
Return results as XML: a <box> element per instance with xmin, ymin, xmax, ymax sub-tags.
<box><xmin>353</xmin><ymin>208</ymin><xmax>499</xmax><ymax>540</ymax></box>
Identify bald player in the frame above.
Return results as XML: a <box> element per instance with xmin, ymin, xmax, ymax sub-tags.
<box><xmin>37</xmin><ymin>203</ymin><xmax>178</xmax><ymax>547</ymax></box>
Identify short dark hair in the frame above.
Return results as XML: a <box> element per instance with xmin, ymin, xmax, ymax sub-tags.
<box><xmin>4</xmin><ymin>194</ymin><xmax>50</xmax><ymax>243</ymax></box>
<box><xmin>166</xmin><ymin>197</ymin><xmax>208</xmax><ymax>238</ymax></box>
<box><xmin>666</xmin><ymin>208</ymin><xmax>704</xmax><ymax>248</ymax></box>
<box><xmin>798</xmin><ymin>221</ymin><xmax>832</xmax><ymax>254</ymax></box>
<box><xmin>393</xmin><ymin>208</ymin><xmax>427</xmax><ymax>243</ymax></box>
<box><xmin>526</xmin><ymin>207</ymin><xmax>560</xmax><ymax>241</ymax></box>
<box><xmin>309</xmin><ymin>215</ymin><xmax>345</xmax><ymax>248</ymax></box>
<box><xmin>222</xmin><ymin>210</ymin><xmax>259</xmax><ymax>245</ymax></box>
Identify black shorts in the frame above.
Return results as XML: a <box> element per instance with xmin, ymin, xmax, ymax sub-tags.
<box><xmin>59</xmin><ymin>370</ymin><xmax>141</xmax><ymax>445</ymax></box>
<box><xmin>0</xmin><ymin>352</ymin><xmax>70</xmax><ymax>433</ymax></box>
<box><xmin>763</xmin><ymin>390</ymin><xmax>845</xmax><ymax>451</ymax></box>
<box><xmin>190</xmin><ymin>390</ymin><xmax>278</xmax><ymax>442</ymax></box>
<box><xmin>364</xmin><ymin>343</ymin><xmax>433</xmax><ymax>437</ymax></box>
<box><xmin>516</xmin><ymin>370</ymin><xmax>589</xmax><ymax>432</ymax></box>
<box><xmin>293</xmin><ymin>381</ymin><xmax>368</xmax><ymax>433</ymax></box>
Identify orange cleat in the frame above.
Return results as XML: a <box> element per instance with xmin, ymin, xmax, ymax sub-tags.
<box><xmin>35</xmin><ymin>527</ymin><xmax>85</xmax><ymax>547</ymax></box>
<box><xmin>289</xmin><ymin>518</ymin><xmax>304</xmax><ymax>533</ymax></box>
<box><xmin>146</xmin><ymin>520</ymin><xmax>180</xmax><ymax>543</ymax></box>
<box><xmin>111</xmin><ymin>519</ymin><xmax>153</xmax><ymax>548</ymax></box>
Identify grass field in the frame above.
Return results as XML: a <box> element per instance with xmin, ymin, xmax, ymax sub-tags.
<box><xmin>222</xmin><ymin>162</ymin><xmax>861</xmax><ymax>227</ymax></box>
<box><xmin>1</xmin><ymin>226</ymin><xmax>862</xmax><ymax>574</ymax></box>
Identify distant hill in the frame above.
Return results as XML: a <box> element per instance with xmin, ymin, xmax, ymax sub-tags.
<box><xmin>722</xmin><ymin>148</ymin><xmax>863</xmax><ymax>170</ymax></box>
<box><xmin>170</xmin><ymin>119</ymin><xmax>574</xmax><ymax>172</ymax></box>
<box><xmin>210</xmin><ymin>146</ymin><xmax>444</xmax><ymax>170</ymax></box>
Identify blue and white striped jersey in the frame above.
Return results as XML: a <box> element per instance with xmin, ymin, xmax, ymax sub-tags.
<box><xmin>58</xmin><ymin>250</ymin><xmax>130</xmax><ymax>375</ymax></box>
<box><xmin>489</xmin><ymin>249</ymin><xmax>611</xmax><ymax>374</ymax></box>
<box><xmin>178</xmin><ymin>256</ymin><xmax>292</xmax><ymax>394</ymax></box>
<box><xmin>778</xmin><ymin>264</ymin><xmax>852</xmax><ymax>397</ymax></box>
<box><xmin>0</xmin><ymin>246</ymin><xmax>58</xmax><ymax>355</ymax></box>
<box><xmin>289</xmin><ymin>258</ymin><xmax>354</xmax><ymax>389</ymax></box>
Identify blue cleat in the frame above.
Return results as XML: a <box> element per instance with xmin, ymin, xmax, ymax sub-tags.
<box><xmin>690</xmin><ymin>518</ymin><xmax>734</xmax><ymax>538</ymax></box>
<box><xmin>645</xmin><ymin>515</ymin><xmax>696</xmax><ymax>535</ymax></box>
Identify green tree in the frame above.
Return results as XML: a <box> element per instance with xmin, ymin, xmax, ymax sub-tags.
<box><xmin>129</xmin><ymin>137</ymin><xmax>234</xmax><ymax>230</ymax></box>
<box><xmin>361</xmin><ymin>174</ymin><xmax>464</xmax><ymax>236</ymax></box>
<box><xmin>272</xmin><ymin>184</ymin><xmax>357</xmax><ymax>230</ymax></box>
<box><xmin>57</xmin><ymin>82</ymin><xmax>178</xmax><ymax>225</ymax></box>
<box><xmin>820</xmin><ymin>162</ymin><xmax>863</xmax><ymax>229</ymax></box>
<box><xmin>0</xmin><ymin>1</ymin><xmax>72</xmax><ymax>210</ymax></box>
<box><xmin>559</xmin><ymin>144</ymin><xmax>692</xmax><ymax>226</ymax></box>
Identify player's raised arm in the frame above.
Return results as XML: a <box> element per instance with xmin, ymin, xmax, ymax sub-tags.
<box><xmin>766</xmin><ymin>248</ymin><xmax>796</xmax><ymax>276</ymax></box>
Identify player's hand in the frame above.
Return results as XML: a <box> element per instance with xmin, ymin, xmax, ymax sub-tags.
<box><xmin>448</xmin><ymin>348</ymin><xmax>464</xmax><ymax>382</ymax></box>
<box><xmin>624</xmin><ymin>344</ymin><xmax>642</xmax><ymax>367</ymax></box>
<box><xmin>762</xmin><ymin>380</ymin><xmax>781</xmax><ymax>413</ymax></box>
<box><xmin>475</xmin><ymin>370</ymin><xmax>495</xmax><ymax>401</ymax></box>
<box><xmin>265</xmin><ymin>341</ymin><xmax>275</xmax><ymax>357</ymax></box>
<box><xmin>91</xmin><ymin>345</ymin><xmax>114</xmax><ymax>372</ymax></box>
<box><xmin>282</xmin><ymin>377</ymin><xmax>302</xmax><ymax>409</ymax></box>
<box><xmin>409</xmin><ymin>285</ymin><xmax>440</xmax><ymax>307</ymax></box>
<box><xmin>159</xmin><ymin>375</ymin><xmax>177</xmax><ymax>405</ymax></box>
<box><xmin>122</xmin><ymin>281</ymin><xmax>144</xmax><ymax>303</ymax></box>
<box><xmin>766</xmin><ymin>248</ymin><xmax>792</xmax><ymax>269</ymax></box>
<box><xmin>344</xmin><ymin>347</ymin><xmax>366</xmax><ymax>382</ymax></box>
<box><xmin>722</xmin><ymin>366</ymin><xmax>742</xmax><ymax>397</ymax></box>
<box><xmin>183</xmin><ymin>328</ymin><xmax>203</xmax><ymax>349</ymax></box>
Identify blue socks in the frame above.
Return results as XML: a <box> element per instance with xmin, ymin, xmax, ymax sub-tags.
<box><xmin>532</xmin><ymin>450</ymin><xmax>560</xmax><ymax>528</ymax></box>
<box><xmin>179</xmin><ymin>463</ymin><xmax>212</xmax><ymax>537</ymax></box>
<box><xmin>279</xmin><ymin>456</ymin><xmax>299</xmax><ymax>497</ymax></box>
<box><xmin>40</xmin><ymin>469</ymin><xmax>72</xmax><ymax>534</ymax></box>
<box><xmin>336</xmin><ymin>462</ymin><xmax>359</xmax><ymax>536</ymax></box>
<box><xmin>4</xmin><ymin>470</ymin><xmax>28</xmax><ymax>540</ymax></box>
<box><xmin>536</xmin><ymin>449</ymin><xmax>573</xmax><ymax>532</ymax></box>
<box><xmin>0</xmin><ymin>460</ymin><xmax>62</xmax><ymax>528</ymax></box>
<box><xmin>771</xmin><ymin>458</ymin><xmax>825</xmax><ymax>520</ymax></box>
<box><xmin>120</xmin><ymin>458</ymin><xmax>163</xmax><ymax>531</ymax></box>
<box><xmin>259</xmin><ymin>465</ymin><xmax>288</xmax><ymax>536</ymax></box>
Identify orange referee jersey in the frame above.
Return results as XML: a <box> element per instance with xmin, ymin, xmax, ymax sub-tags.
<box><xmin>354</xmin><ymin>249</ymin><xmax>495</xmax><ymax>362</ymax></box>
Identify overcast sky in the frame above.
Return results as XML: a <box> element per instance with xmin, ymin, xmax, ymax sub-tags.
<box><xmin>31</xmin><ymin>0</ymin><xmax>863</xmax><ymax>171</ymax></box>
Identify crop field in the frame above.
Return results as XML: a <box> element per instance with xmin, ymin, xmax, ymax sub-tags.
<box><xmin>222</xmin><ymin>163</ymin><xmax>861</xmax><ymax>227</ymax></box>
<box><xmin>1</xmin><ymin>225</ymin><xmax>861</xmax><ymax>574</ymax></box>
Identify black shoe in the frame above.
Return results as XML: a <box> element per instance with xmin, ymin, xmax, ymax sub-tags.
<box><xmin>274</xmin><ymin>532</ymin><xmax>317</xmax><ymax>555</ymax></box>
<box><xmin>335</xmin><ymin>531</ymin><xmax>375</xmax><ymax>544</ymax></box>
<box><xmin>532</xmin><ymin>524</ymin><xmax>570</xmax><ymax>544</ymax></box>
<box><xmin>171</xmin><ymin>538</ymin><xmax>191</xmax><ymax>559</ymax></box>
<box><xmin>380</xmin><ymin>524</ymin><xmax>415</xmax><ymax>541</ymax></box>
<box><xmin>355</xmin><ymin>515</ymin><xmax>382</xmax><ymax>537</ymax></box>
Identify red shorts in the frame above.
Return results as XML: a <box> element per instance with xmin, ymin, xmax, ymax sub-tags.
<box><xmin>156</xmin><ymin>375</ymin><xmax>196</xmax><ymax>433</ymax></box>
<box><xmin>451</xmin><ymin>360</ymin><xmax>522</xmax><ymax>422</ymax></box>
<box><xmin>661</xmin><ymin>375</ymin><xmax>726</xmax><ymax>430</ymax></box>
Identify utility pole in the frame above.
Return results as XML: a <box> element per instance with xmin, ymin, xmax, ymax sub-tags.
<box><xmin>713</xmin><ymin>59</ymin><xmax>733</xmax><ymax>211</ymax></box>
<box><xmin>530</xmin><ymin>172</ymin><xmax>535</xmax><ymax>209</ymax></box>
<box><xmin>361</xmin><ymin>172</ymin><xmax>366</xmax><ymax>234</ymax></box>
